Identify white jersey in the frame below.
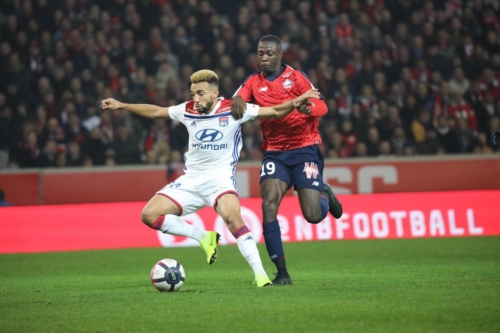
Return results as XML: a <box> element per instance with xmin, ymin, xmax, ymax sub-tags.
<box><xmin>168</xmin><ymin>98</ymin><xmax>259</xmax><ymax>175</ymax></box>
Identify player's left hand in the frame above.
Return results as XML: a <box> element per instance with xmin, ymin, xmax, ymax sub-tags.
<box><xmin>293</xmin><ymin>89</ymin><xmax>319</xmax><ymax>115</ymax></box>
<box><xmin>231</xmin><ymin>96</ymin><xmax>246</xmax><ymax>120</ymax></box>
<box><xmin>293</xmin><ymin>100</ymin><xmax>313</xmax><ymax>115</ymax></box>
<box><xmin>100</xmin><ymin>98</ymin><xmax>122</xmax><ymax>110</ymax></box>
<box><xmin>491</xmin><ymin>129</ymin><xmax>500</xmax><ymax>146</ymax></box>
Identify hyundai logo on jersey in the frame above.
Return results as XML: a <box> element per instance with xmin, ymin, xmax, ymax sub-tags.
<box><xmin>195</xmin><ymin>129</ymin><xmax>224</xmax><ymax>142</ymax></box>
<box><xmin>219</xmin><ymin>116</ymin><xmax>229</xmax><ymax>127</ymax></box>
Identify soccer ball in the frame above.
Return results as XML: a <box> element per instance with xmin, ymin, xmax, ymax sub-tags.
<box><xmin>150</xmin><ymin>258</ymin><xmax>186</xmax><ymax>292</ymax></box>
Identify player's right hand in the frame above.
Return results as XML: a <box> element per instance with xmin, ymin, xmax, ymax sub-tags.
<box><xmin>100</xmin><ymin>98</ymin><xmax>122</xmax><ymax>110</ymax></box>
<box><xmin>231</xmin><ymin>95</ymin><xmax>246</xmax><ymax>120</ymax></box>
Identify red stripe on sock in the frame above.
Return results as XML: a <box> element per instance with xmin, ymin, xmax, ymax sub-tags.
<box><xmin>151</xmin><ymin>216</ymin><xmax>165</xmax><ymax>230</ymax></box>
<box><xmin>232</xmin><ymin>225</ymin><xmax>250</xmax><ymax>239</ymax></box>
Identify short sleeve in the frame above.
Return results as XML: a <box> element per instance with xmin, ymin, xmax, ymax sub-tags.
<box><xmin>168</xmin><ymin>102</ymin><xmax>187</xmax><ymax>124</ymax></box>
<box><xmin>237</xmin><ymin>103</ymin><xmax>260</xmax><ymax>124</ymax></box>
<box><xmin>233</xmin><ymin>74</ymin><xmax>255</xmax><ymax>102</ymax></box>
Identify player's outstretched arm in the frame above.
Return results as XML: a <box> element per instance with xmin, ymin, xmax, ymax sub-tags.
<box><xmin>231</xmin><ymin>95</ymin><xmax>246</xmax><ymax>120</ymax></box>
<box><xmin>100</xmin><ymin>98</ymin><xmax>171</xmax><ymax>119</ymax></box>
<box><xmin>256</xmin><ymin>89</ymin><xmax>319</xmax><ymax>119</ymax></box>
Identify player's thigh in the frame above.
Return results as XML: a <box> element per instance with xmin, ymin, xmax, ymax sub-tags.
<box><xmin>296</xmin><ymin>187</ymin><xmax>323</xmax><ymax>223</ymax></box>
<box><xmin>259</xmin><ymin>156</ymin><xmax>292</xmax><ymax>190</ymax></box>
<box><xmin>155</xmin><ymin>176</ymin><xmax>205</xmax><ymax>217</ymax></box>
<box><xmin>291</xmin><ymin>146</ymin><xmax>324</xmax><ymax>192</ymax></box>
<box><xmin>260</xmin><ymin>178</ymin><xmax>289</xmax><ymax>222</ymax></box>
<box><xmin>142</xmin><ymin>194</ymin><xmax>182</xmax><ymax>223</ymax></box>
<box><xmin>259</xmin><ymin>156</ymin><xmax>292</xmax><ymax>209</ymax></box>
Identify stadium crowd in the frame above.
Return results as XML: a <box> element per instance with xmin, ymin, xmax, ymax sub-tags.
<box><xmin>0</xmin><ymin>0</ymin><xmax>499</xmax><ymax>169</ymax></box>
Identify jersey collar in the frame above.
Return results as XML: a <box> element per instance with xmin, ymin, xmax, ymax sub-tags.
<box><xmin>206</xmin><ymin>97</ymin><xmax>224</xmax><ymax>115</ymax></box>
<box><xmin>263</xmin><ymin>64</ymin><xmax>287</xmax><ymax>82</ymax></box>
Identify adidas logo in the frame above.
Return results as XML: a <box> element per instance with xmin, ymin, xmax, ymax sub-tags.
<box><xmin>190</xmin><ymin>121</ymin><xmax>197</xmax><ymax>126</ymax></box>
<box><xmin>244</xmin><ymin>236</ymin><xmax>254</xmax><ymax>241</ymax></box>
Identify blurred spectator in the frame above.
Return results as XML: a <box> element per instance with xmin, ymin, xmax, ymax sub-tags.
<box><xmin>113</xmin><ymin>125</ymin><xmax>141</xmax><ymax>165</ymax></box>
<box><xmin>449</xmin><ymin>67</ymin><xmax>470</xmax><ymax>94</ymax></box>
<box><xmin>0</xmin><ymin>0</ymin><xmax>498</xmax><ymax>170</ymax></box>
<box><xmin>39</xmin><ymin>139</ymin><xmax>58</xmax><ymax>167</ymax></box>
<box><xmin>436</xmin><ymin>116</ymin><xmax>462</xmax><ymax>153</ymax></box>
<box><xmin>412</xmin><ymin>108</ymin><xmax>433</xmax><ymax>144</ymax></box>
<box><xmin>67</xmin><ymin>141</ymin><xmax>83</xmax><ymax>167</ymax></box>
<box><xmin>447</xmin><ymin>92</ymin><xmax>477</xmax><ymax>131</ymax></box>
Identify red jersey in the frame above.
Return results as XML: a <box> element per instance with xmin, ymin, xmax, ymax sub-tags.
<box><xmin>235</xmin><ymin>65</ymin><xmax>327</xmax><ymax>151</ymax></box>
<box><xmin>446</xmin><ymin>101</ymin><xmax>478</xmax><ymax>131</ymax></box>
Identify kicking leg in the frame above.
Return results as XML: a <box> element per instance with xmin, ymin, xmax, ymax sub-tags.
<box><xmin>322</xmin><ymin>183</ymin><xmax>343</xmax><ymax>219</ymax></box>
<box><xmin>215</xmin><ymin>193</ymin><xmax>271</xmax><ymax>287</ymax></box>
<box><xmin>293</xmin><ymin>150</ymin><xmax>343</xmax><ymax>222</ymax></box>
<box><xmin>142</xmin><ymin>194</ymin><xmax>219</xmax><ymax>264</ymax></box>
<box><xmin>296</xmin><ymin>187</ymin><xmax>325</xmax><ymax>224</ymax></box>
<box><xmin>261</xmin><ymin>178</ymin><xmax>293</xmax><ymax>285</ymax></box>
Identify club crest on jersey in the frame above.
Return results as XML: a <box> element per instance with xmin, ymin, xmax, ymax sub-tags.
<box><xmin>282</xmin><ymin>79</ymin><xmax>293</xmax><ymax>89</ymax></box>
<box><xmin>303</xmin><ymin>162</ymin><xmax>319</xmax><ymax>179</ymax></box>
<box><xmin>219</xmin><ymin>116</ymin><xmax>229</xmax><ymax>127</ymax></box>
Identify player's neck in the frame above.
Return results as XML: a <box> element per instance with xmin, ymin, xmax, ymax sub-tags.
<box><xmin>263</xmin><ymin>64</ymin><xmax>285</xmax><ymax>80</ymax></box>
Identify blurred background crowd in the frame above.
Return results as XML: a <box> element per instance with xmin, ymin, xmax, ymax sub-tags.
<box><xmin>0</xmin><ymin>0</ymin><xmax>499</xmax><ymax>170</ymax></box>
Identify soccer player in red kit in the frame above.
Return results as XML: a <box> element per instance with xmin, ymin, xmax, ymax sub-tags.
<box><xmin>231</xmin><ymin>35</ymin><xmax>343</xmax><ymax>285</ymax></box>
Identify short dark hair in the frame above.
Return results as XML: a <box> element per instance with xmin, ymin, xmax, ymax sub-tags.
<box><xmin>259</xmin><ymin>35</ymin><xmax>282</xmax><ymax>48</ymax></box>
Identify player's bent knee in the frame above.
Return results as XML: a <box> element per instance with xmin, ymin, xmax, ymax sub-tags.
<box><xmin>141</xmin><ymin>208</ymin><xmax>158</xmax><ymax>227</ymax></box>
<box><xmin>303</xmin><ymin>210</ymin><xmax>323</xmax><ymax>224</ymax></box>
<box><xmin>262</xmin><ymin>198</ymin><xmax>279</xmax><ymax>215</ymax></box>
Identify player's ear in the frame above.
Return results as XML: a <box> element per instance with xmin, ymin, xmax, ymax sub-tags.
<box><xmin>213</xmin><ymin>89</ymin><xmax>219</xmax><ymax>98</ymax></box>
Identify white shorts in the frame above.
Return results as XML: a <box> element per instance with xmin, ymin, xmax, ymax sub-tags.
<box><xmin>156</xmin><ymin>172</ymin><xmax>238</xmax><ymax>216</ymax></box>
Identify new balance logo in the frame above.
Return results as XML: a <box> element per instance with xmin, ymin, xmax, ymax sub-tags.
<box><xmin>190</xmin><ymin>121</ymin><xmax>197</xmax><ymax>126</ymax></box>
<box><xmin>312</xmin><ymin>181</ymin><xmax>319</xmax><ymax>186</ymax></box>
<box><xmin>303</xmin><ymin>162</ymin><xmax>319</xmax><ymax>179</ymax></box>
<box><xmin>259</xmin><ymin>86</ymin><xmax>268</xmax><ymax>92</ymax></box>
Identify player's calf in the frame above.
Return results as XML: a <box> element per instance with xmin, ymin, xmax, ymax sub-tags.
<box><xmin>322</xmin><ymin>183</ymin><xmax>343</xmax><ymax>219</ymax></box>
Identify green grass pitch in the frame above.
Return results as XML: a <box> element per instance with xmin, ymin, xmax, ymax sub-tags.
<box><xmin>1</xmin><ymin>237</ymin><xmax>499</xmax><ymax>333</ymax></box>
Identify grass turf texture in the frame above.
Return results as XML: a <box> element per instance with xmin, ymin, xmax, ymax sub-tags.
<box><xmin>1</xmin><ymin>237</ymin><xmax>499</xmax><ymax>333</ymax></box>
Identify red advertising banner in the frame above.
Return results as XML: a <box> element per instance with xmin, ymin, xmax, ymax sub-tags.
<box><xmin>0</xmin><ymin>171</ymin><xmax>40</xmax><ymax>205</ymax></box>
<box><xmin>0</xmin><ymin>190</ymin><xmax>498</xmax><ymax>254</ymax></box>
<box><xmin>1</xmin><ymin>156</ymin><xmax>499</xmax><ymax>205</ymax></box>
<box><xmin>241</xmin><ymin>157</ymin><xmax>500</xmax><ymax>196</ymax></box>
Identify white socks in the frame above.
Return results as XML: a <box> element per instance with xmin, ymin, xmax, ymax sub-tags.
<box><xmin>154</xmin><ymin>217</ymin><xmax>267</xmax><ymax>277</ymax></box>
<box><xmin>156</xmin><ymin>214</ymin><xmax>207</xmax><ymax>242</ymax></box>
<box><xmin>233</xmin><ymin>226</ymin><xmax>267</xmax><ymax>277</ymax></box>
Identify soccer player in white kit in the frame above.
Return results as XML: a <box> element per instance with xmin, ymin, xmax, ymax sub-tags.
<box><xmin>101</xmin><ymin>70</ymin><xmax>317</xmax><ymax>287</ymax></box>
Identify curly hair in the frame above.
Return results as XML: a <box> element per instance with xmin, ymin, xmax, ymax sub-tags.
<box><xmin>190</xmin><ymin>70</ymin><xmax>219</xmax><ymax>87</ymax></box>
